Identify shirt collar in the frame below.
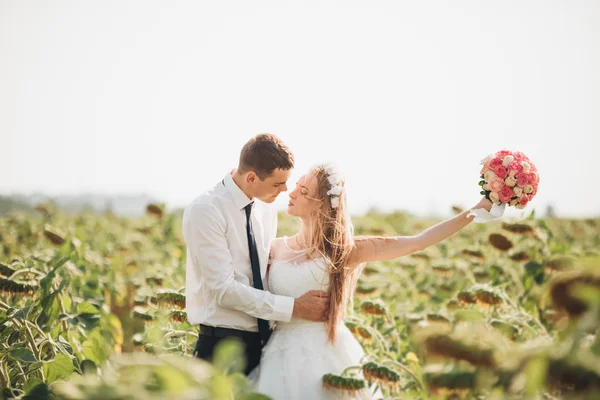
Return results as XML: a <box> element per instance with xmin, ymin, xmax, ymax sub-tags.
<box><xmin>223</xmin><ymin>172</ymin><xmax>253</xmax><ymax>210</ymax></box>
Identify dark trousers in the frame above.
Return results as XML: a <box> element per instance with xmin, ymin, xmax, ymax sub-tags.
<box><xmin>193</xmin><ymin>326</ymin><xmax>263</xmax><ymax>376</ymax></box>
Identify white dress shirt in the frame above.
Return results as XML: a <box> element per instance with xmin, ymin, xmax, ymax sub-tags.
<box><xmin>182</xmin><ymin>172</ymin><xmax>295</xmax><ymax>331</ymax></box>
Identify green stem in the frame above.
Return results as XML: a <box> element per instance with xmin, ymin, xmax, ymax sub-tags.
<box><xmin>162</xmin><ymin>330</ymin><xmax>199</xmax><ymax>340</ymax></box>
<box><xmin>503</xmin><ymin>293</ymin><xmax>549</xmax><ymax>337</ymax></box>
<box><xmin>382</xmin><ymin>359</ymin><xmax>424</xmax><ymax>390</ymax></box>
<box><xmin>14</xmin><ymin>319</ymin><xmax>42</xmax><ymax>361</ymax></box>
<box><xmin>9</xmin><ymin>268</ymin><xmax>44</xmax><ymax>280</ymax></box>
<box><xmin>341</xmin><ymin>365</ymin><xmax>362</xmax><ymax>375</ymax></box>
<box><xmin>0</xmin><ymin>358</ymin><xmax>8</xmax><ymax>387</ymax></box>
<box><xmin>57</xmin><ymin>294</ymin><xmax>69</xmax><ymax>333</ymax></box>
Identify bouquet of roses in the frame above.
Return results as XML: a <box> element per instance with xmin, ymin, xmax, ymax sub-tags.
<box><xmin>469</xmin><ymin>150</ymin><xmax>540</xmax><ymax>222</ymax></box>
<box><xmin>479</xmin><ymin>150</ymin><xmax>539</xmax><ymax>208</ymax></box>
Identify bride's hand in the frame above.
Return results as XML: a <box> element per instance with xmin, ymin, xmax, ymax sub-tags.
<box><xmin>474</xmin><ymin>196</ymin><xmax>493</xmax><ymax>212</ymax></box>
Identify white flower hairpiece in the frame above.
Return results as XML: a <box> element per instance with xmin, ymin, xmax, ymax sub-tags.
<box><xmin>322</xmin><ymin>163</ymin><xmax>343</xmax><ymax>209</ymax></box>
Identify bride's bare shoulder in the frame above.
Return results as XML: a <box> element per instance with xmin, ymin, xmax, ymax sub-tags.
<box><xmin>269</xmin><ymin>237</ymin><xmax>287</xmax><ymax>260</ymax></box>
<box><xmin>270</xmin><ymin>237</ymin><xmax>286</xmax><ymax>251</ymax></box>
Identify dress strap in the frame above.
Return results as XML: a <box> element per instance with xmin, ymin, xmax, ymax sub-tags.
<box><xmin>283</xmin><ymin>236</ymin><xmax>305</xmax><ymax>254</ymax></box>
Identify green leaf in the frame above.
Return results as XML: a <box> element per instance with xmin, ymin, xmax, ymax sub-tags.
<box><xmin>23</xmin><ymin>377</ymin><xmax>44</xmax><ymax>394</ymax></box>
<box><xmin>22</xmin><ymin>382</ymin><xmax>49</xmax><ymax>400</ymax></box>
<box><xmin>213</xmin><ymin>338</ymin><xmax>246</xmax><ymax>374</ymax></box>
<box><xmin>237</xmin><ymin>393</ymin><xmax>273</xmax><ymax>400</ymax></box>
<box><xmin>13</xmin><ymin>306</ymin><xmax>32</xmax><ymax>320</ymax></box>
<box><xmin>591</xmin><ymin>334</ymin><xmax>600</xmax><ymax>356</ymax></box>
<box><xmin>77</xmin><ymin>302</ymin><xmax>99</xmax><ymax>315</ymax></box>
<box><xmin>523</xmin><ymin>261</ymin><xmax>544</xmax><ymax>284</ymax></box>
<box><xmin>39</xmin><ymin>257</ymin><xmax>69</xmax><ymax>292</ymax></box>
<box><xmin>80</xmin><ymin>359</ymin><xmax>98</xmax><ymax>375</ymax></box>
<box><xmin>524</xmin><ymin>357</ymin><xmax>548</xmax><ymax>395</ymax></box>
<box><xmin>28</xmin><ymin>361</ymin><xmax>44</xmax><ymax>374</ymax></box>
<box><xmin>11</xmin><ymin>348</ymin><xmax>37</xmax><ymax>362</ymax></box>
<box><xmin>454</xmin><ymin>309</ymin><xmax>486</xmax><ymax>322</ymax></box>
<box><xmin>42</xmin><ymin>353</ymin><xmax>73</xmax><ymax>384</ymax></box>
<box><xmin>151</xmin><ymin>364</ymin><xmax>194</xmax><ymax>394</ymax></box>
<box><xmin>82</xmin><ymin>329</ymin><xmax>108</xmax><ymax>365</ymax></box>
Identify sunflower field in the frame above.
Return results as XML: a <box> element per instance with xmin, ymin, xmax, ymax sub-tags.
<box><xmin>1</xmin><ymin>203</ymin><xmax>599</xmax><ymax>399</ymax></box>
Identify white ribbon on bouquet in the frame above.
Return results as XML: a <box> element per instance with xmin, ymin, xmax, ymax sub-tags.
<box><xmin>467</xmin><ymin>202</ymin><xmax>507</xmax><ymax>223</ymax></box>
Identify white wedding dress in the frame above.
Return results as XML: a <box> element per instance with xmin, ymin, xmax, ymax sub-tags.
<box><xmin>250</xmin><ymin>237</ymin><xmax>376</xmax><ymax>400</ymax></box>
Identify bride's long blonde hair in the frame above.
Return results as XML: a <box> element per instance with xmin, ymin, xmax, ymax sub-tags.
<box><xmin>303</xmin><ymin>164</ymin><xmax>358</xmax><ymax>342</ymax></box>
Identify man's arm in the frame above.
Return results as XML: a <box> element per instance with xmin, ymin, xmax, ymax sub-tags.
<box><xmin>183</xmin><ymin>203</ymin><xmax>295</xmax><ymax>322</ymax></box>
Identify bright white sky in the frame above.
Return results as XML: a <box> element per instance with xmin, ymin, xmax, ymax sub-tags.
<box><xmin>1</xmin><ymin>1</ymin><xmax>599</xmax><ymax>217</ymax></box>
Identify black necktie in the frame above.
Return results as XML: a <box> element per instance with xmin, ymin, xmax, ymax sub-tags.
<box><xmin>244</xmin><ymin>203</ymin><xmax>271</xmax><ymax>346</ymax></box>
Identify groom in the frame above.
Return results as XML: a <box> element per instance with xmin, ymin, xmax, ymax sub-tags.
<box><xmin>182</xmin><ymin>133</ymin><xmax>328</xmax><ymax>375</ymax></box>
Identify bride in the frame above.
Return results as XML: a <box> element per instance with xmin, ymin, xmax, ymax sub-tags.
<box><xmin>251</xmin><ymin>163</ymin><xmax>492</xmax><ymax>399</ymax></box>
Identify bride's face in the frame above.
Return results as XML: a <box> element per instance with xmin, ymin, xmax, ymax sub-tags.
<box><xmin>287</xmin><ymin>171</ymin><xmax>322</xmax><ymax>218</ymax></box>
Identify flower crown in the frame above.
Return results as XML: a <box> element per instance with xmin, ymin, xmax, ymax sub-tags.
<box><xmin>323</xmin><ymin>164</ymin><xmax>343</xmax><ymax>209</ymax></box>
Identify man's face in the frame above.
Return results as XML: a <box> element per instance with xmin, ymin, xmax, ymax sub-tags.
<box><xmin>250</xmin><ymin>168</ymin><xmax>291</xmax><ymax>203</ymax></box>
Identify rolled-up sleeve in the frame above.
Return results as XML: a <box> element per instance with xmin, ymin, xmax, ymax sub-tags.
<box><xmin>182</xmin><ymin>203</ymin><xmax>294</xmax><ymax>322</ymax></box>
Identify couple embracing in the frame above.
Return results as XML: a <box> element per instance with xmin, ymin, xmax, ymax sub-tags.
<box><xmin>182</xmin><ymin>133</ymin><xmax>492</xmax><ymax>399</ymax></box>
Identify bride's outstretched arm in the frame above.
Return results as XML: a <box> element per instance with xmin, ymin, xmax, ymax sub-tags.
<box><xmin>348</xmin><ymin>197</ymin><xmax>493</xmax><ymax>267</ymax></box>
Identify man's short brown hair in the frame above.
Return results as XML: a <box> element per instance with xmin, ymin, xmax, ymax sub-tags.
<box><xmin>238</xmin><ymin>134</ymin><xmax>295</xmax><ymax>180</ymax></box>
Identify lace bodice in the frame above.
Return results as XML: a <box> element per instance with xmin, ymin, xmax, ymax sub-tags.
<box><xmin>268</xmin><ymin>237</ymin><xmax>330</xmax><ymax>297</ymax></box>
<box><xmin>267</xmin><ymin>237</ymin><xmax>330</xmax><ymax>328</ymax></box>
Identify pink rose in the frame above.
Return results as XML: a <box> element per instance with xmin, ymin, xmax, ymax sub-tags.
<box><xmin>499</xmin><ymin>186</ymin><xmax>514</xmax><ymax>203</ymax></box>
<box><xmin>494</xmin><ymin>166</ymin><xmax>508</xmax><ymax>179</ymax></box>
<box><xmin>489</xmin><ymin>157</ymin><xmax>503</xmax><ymax>169</ymax></box>
<box><xmin>489</xmin><ymin>178</ymin><xmax>505</xmax><ymax>192</ymax></box>
<box><xmin>508</xmin><ymin>162</ymin><xmax>523</xmax><ymax>176</ymax></box>
<box><xmin>480</xmin><ymin>165</ymin><xmax>491</xmax><ymax>175</ymax></box>
<box><xmin>513</xmin><ymin>152</ymin><xmax>524</xmax><ymax>162</ymax></box>
<box><xmin>527</xmin><ymin>172</ymin><xmax>539</xmax><ymax>184</ymax></box>
<box><xmin>519</xmin><ymin>194</ymin><xmax>529</xmax><ymax>206</ymax></box>
<box><xmin>516</xmin><ymin>173</ymin><xmax>530</xmax><ymax>188</ymax></box>
<box><xmin>496</xmin><ymin>150</ymin><xmax>512</xmax><ymax>158</ymax></box>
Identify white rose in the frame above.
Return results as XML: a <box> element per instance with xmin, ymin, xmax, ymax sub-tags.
<box><xmin>489</xmin><ymin>191</ymin><xmax>500</xmax><ymax>203</ymax></box>
<box><xmin>327</xmin><ymin>185</ymin><xmax>342</xmax><ymax>196</ymax></box>
<box><xmin>324</xmin><ymin>164</ymin><xmax>337</xmax><ymax>174</ymax></box>
<box><xmin>513</xmin><ymin>187</ymin><xmax>523</xmax><ymax>197</ymax></box>
<box><xmin>523</xmin><ymin>184</ymin><xmax>533</xmax><ymax>194</ymax></box>
<box><xmin>502</xmin><ymin>155</ymin><xmax>514</xmax><ymax>167</ymax></box>
<box><xmin>330</xmin><ymin>197</ymin><xmax>340</xmax><ymax>208</ymax></box>
<box><xmin>509</xmin><ymin>168</ymin><xmax>519</xmax><ymax>177</ymax></box>
<box><xmin>521</xmin><ymin>161</ymin><xmax>531</xmax><ymax>173</ymax></box>
<box><xmin>510</xmin><ymin>199</ymin><xmax>519</xmax><ymax>207</ymax></box>
<box><xmin>504</xmin><ymin>176</ymin><xmax>517</xmax><ymax>187</ymax></box>
<box><xmin>482</xmin><ymin>183</ymin><xmax>490</xmax><ymax>191</ymax></box>
<box><xmin>327</xmin><ymin>174</ymin><xmax>341</xmax><ymax>185</ymax></box>
<box><xmin>515</xmin><ymin>203</ymin><xmax>526</xmax><ymax>209</ymax></box>
<box><xmin>480</xmin><ymin>154</ymin><xmax>494</xmax><ymax>165</ymax></box>
<box><xmin>484</xmin><ymin>170</ymin><xmax>496</xmax><ymax>182</ymax></box>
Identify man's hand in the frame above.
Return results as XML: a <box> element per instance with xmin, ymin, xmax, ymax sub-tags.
<box><xmin>292</xmin><ymin>290</ymin><xmax>329</xmax><ymax>322</ymax></box>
